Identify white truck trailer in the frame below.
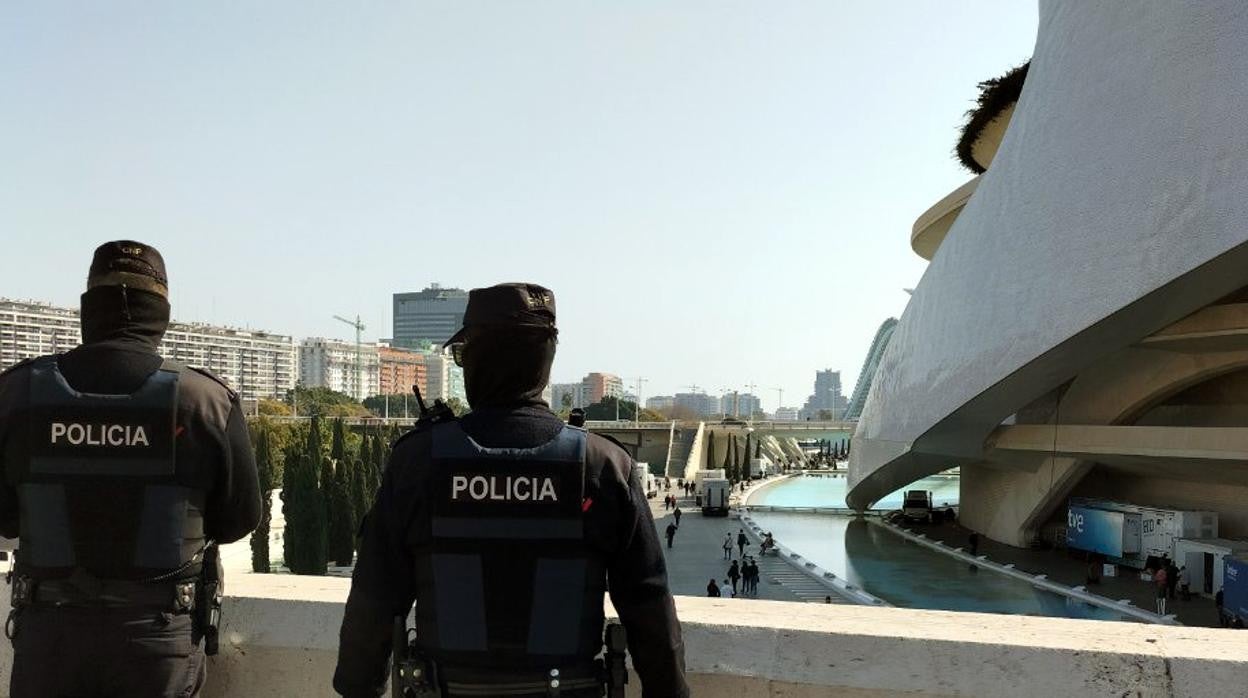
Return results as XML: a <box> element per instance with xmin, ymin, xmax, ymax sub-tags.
<box><xmin>702</xmin><ymin>478</ymin><xmax>731</xmax><ymax>516</ymax></box>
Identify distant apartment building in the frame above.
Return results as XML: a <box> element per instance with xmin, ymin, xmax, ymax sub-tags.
<box><xmin>378</xmin><ymin>345</ymin><xmax>427</xmax><ymax>397</ymax></box>
<box><xmin>719</xmin><ymin>392</ymin><xmax>762</xmax><ymax>418</ymax></box>
<box><xmin>300</xmin><ymin>338</ymin><xmax>381</xmax><ymax>401</ymax></box>
<box><xmin>773</xmin><ymin>406</ymin><xmax>800</xmax><ymax>421</ymax></box>
<box><xmin>162</xmin><ymin>324</ymin><xmax>298</xmax><ymax>403</ymax></box>
<box><xmin>646</xmin><ymin>395</ymin><xmax>675</xmax><ymax>411</ymax></box>
<box><xmin>392</xmin><ymin>285</ymin><xmax>469</xmax><ymax>348</ymax></box>
<box><xmin>423</xmin><ymin>352</ymin><xmax>466</xmax><ymax>404</ymax></box>
<box><xmin>0</xmin><ymin>298</ymin><xmax>297</xmax><ymax>401</ymax></box>
<box><xmin>550</xmin><ymin>382</ymin><xmax>586</xmax><ymax>410</ymax></box>
<box><xmin>0</xmin><ymin>299</ymin><xmax>79</xmax><ymax>366</ymax></box>
<box><xmin>582</xmin><ymin>372</ymin><xmax>623</xmax><ymax>404</ymax></box>
<box><xmin>673</xmin><ymin>392</ymin><xmax>718</xmax><ymax>417</ymax></box>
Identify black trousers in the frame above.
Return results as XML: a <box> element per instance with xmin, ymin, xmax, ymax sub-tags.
<box><xmin>9</xmin><ymin>606</ymin><xmax>205</xmax><ymax>698</ymax></box>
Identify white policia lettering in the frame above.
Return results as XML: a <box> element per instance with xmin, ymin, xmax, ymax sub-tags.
<box><xmin>50</xmin><ymin>422</ymin><xmax>151</xmax><ymax>447</ymax></box>
<box><xmin>451</xmin><ymin>474</ymin><xmax>558</xmax><ymax>502</ymax></box>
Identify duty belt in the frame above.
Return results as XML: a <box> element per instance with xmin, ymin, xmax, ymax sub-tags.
<box><xmin>440</xmin><ymin>664</ymin><xmax>603</xmax><ymax>697</ymax></box>
<box><xmin>18</xmin><ymin>576</ymin><xmax>196</xmax><ymax>612</ymax></box>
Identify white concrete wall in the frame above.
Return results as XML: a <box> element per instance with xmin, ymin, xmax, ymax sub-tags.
<box><xmin>4</xmin><ymin>573</ymin><xmax>1247</xmax><ymax>697</ymax></box>
<box><xmin>850</xmin><ymin>1</ymin><xmax>1248</xmax><ymax>509</ymax></box>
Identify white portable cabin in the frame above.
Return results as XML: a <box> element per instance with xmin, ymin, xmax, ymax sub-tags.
<box><xmin>694</xmin><ymin>469</ymin><xmax>726</xmax><ymax>494</ymax></box>
<box><xmin>702</xmin><ymin>478</ymin><xmax>731</xmax><ymax>516</ymax></box>
<box><xmin>1173</xmin><ymin>538</ymin><xmax>1248</xmax><ymax>596</ymax></box>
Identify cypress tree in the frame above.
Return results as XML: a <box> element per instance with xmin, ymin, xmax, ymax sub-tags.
<box><xmin>331</xmin><ymin>418</ymin><xmax>347</xmax><ymax>463</ymax></box>
<box><xmin>282</xmin><ymin>438</ymin><xmax>327</xmax><ymax>575</ymax></box>
<box><xmin>328</xmin><ymin>456</ymin><xmax>356</xmax><ymax>566</ymax></box>
<box><xmin>349</xmin><ymin>457</ymin><xmax>369</xmax><ymax>532</ymax></box>
<box><xmin>743</xmin><ymin>433</ymin><xmax>752</xmax><ymax>480</ymax></box>
<box><xmin>706</xmin><ymin>431</ymin><xmax>716</xmax><ymax>470</ymax></box>
<box><xmin>250</xmin><ymin>427</ymin><xmax>274</xmax><ymax>573</ymax></box>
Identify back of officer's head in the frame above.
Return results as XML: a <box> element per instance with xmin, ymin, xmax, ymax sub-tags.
<box><xmin>454</xmin><ymin>283</ymin><xmax>557</xmax><ymax>409</ymax></box>
<box><xmin>80</xmin><ymin>240</ymin><xmax>171</xmax><ymax>345</ymax></box>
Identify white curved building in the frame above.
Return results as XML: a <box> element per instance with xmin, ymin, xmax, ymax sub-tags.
<box><xmin>849</xmin><ymin>1</ymin><xmax>1248</xmax><ymax>547</ymax></box>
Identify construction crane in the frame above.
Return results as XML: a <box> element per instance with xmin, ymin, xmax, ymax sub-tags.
<box><xmin>333</xmin><ymin>314</ymin><xmax>366</xmax><ymax>401</ymax></box>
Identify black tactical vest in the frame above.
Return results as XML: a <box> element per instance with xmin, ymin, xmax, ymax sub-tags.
<box><xmin>15</xmin><ymin>356</ymin><xmax>204</xmax><ymax>581</ymax></box>
<box><xmin>414</xmin><ymin>421</ymin><xmax>605</xmax><ymax>672</ymax></box>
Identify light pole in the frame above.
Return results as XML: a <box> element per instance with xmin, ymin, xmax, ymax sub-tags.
<box><xmin>770</xmin><ymin>387</ymin><xmax>784</xmax><ymax>419</ymax></box>
<box><xmin>634</xmin><ymin>376</ymin><xmax>648</xmax><ymax>427</ymax></box>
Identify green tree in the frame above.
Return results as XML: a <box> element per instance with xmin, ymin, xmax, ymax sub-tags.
<box><xmin>445</xmin><ymin>397</ymin><xmax>468</xmax><ymax>417</ymax></box>
<box><xmin>583</xmin><ymin>396</ymin><xmax>639</xmax><ymax>421</ymax></box>
<box><xmin>331</xmin><ymin>418</ymin><xmax>347</xmax><ymax>463</ymax></box>
<box><xmin>250</xmin><ymin>426</ymin><xmax>274</xmax><ymax>573</ymax></box>
<box><xmin>349</xmin><ymin>457</ymin><xmax>369</xmax><ymax>533</ymax></box>
<box><xmin>258</xmin><ymin>399</ymin><xmax>291</xmax><ymax>416</ymax></box>
<box><xmin>327</xmin><ymin>456</ymin><xmax>356</xmax><ymax>567</ymax></box>
<box><xmin>281</xmin><ymin>438</ymin><xmax>327</xmax><ymax>575</ymax></box>
<box><xmin>287</xmin><ymin>386</ymin><xmax>370</xmax><ymax>418</ymax></box>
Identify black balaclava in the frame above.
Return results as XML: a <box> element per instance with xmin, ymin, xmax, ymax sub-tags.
<box><xmin>80</xmin><ymin>286</ymin><xmax>171</xmax><ymax>348</ymax></box>
<box><xmin>461</xmin><ymin>328</ymin><xmax>555</xmax><ymax>409</ymax></box>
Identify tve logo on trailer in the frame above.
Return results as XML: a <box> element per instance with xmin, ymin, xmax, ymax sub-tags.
<box><xmin>1068</xmin><ymin>509</ymin><xmax>1085</xmax><ymax>534</ymax></box>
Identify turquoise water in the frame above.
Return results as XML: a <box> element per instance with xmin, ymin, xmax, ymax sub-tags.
<box><xmin>749</xmin><ymin>472</ymin><xmax>959</xmax><ymax>510</ymax></box>
<box><xmin>748</xmin><ymin>477</ymin><xmax>1133</xmax><ymax>622</ymax></box>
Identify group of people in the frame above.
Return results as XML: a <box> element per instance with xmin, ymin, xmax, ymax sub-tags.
<box><xmin>708</xmin><ymin>558</ymin><xmax>761</xmax><ymax>598</ymax></box>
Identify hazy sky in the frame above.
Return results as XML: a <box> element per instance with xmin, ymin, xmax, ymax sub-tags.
<box><xmin>1</xmin><ymin>2</ymin><xmax>1037</xmax><ymax>410</ymax></box>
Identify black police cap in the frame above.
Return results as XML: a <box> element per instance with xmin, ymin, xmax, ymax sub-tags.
<box><xmin>445</xmin><ymin>283</ymin><xmax>556</xmax><ymax>345</ymax></box>
<box><xmin>87</xmin><ymin>240</ymin><xmax>169</xmax><ymax>298</ymax></box>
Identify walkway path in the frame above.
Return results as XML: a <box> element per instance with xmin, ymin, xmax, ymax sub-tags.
<box><xmin>648</xmin><ymin>490</ymin><xmax>845</xmax><ymax>604</ymax></box>
<box><xmin>913</xmin><ymin>519</ymin><xmax>1222</xmax><ymax>627</ymax></box>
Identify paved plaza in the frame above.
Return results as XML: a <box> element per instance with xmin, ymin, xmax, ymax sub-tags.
<box><xmin>648</xmin><ymin>490</ymin><xmax>845</xmax><ymax>604</ymax></box>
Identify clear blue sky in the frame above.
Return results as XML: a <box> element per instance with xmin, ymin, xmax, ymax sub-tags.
<box><xmin>0</xmin><ymin>2</ymin><xmax>1037</xmax><ymax>410</ymax></box>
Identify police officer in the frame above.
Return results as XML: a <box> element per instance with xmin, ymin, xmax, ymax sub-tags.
<box><xmin>0</xmin><ymin>241</ymin><xmax>262</xmax><ymax>697</ymax></box>
<box><xmin>334</xmin><ymin>283</ymin><xmax>689</xmax><ymax>698</ymax></box>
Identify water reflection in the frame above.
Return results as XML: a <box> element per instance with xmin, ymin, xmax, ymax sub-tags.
<box><xmin>748</xmin><ymin>473</ymin><xmax>960</xmax><ymax>510</ymax></box>
<box><xmin>750</xmin><ymin>512</ymin><xmax>1133</xmax><ymax>622</ymax></box>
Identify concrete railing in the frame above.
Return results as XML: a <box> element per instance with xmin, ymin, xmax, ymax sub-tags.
<box><xmin>2</xmin><ymin>574</ymin><xmax>1243</xmax><ymax>697</ymax></box>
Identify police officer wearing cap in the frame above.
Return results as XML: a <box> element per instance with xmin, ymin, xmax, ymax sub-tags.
<box><xmin>0</xmin><ymin>241</ymin><xmax>262</xmax><ymax>697</ymax></box>
<box><xmin>334</xmin><ymin>283</ymin><xmax>689</xmax><ymax>698</ymax></box>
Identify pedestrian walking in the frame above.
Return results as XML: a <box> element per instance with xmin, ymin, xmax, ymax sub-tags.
<box><xmin>1154</xmin><ymin>566</ymin><xmax>1168</xmax><ymax>615</ymax></box>
<box><xmin>1179</xmin><ymin>566</ymin><xmax>1191</xmax><ymax>601</ymax></box>
<box><xmin>1217</xmin><ymin>589</ymin><xmax>1227</xmax><ymax>626</ymax></box>
<box><xmin>968</xmin><ymin>532</ymin><xmax>980</xmax><ymax>557</ymax></box>
<box><xmin>719</xmin><ymin>579</ymin><xmax>733</xmax><ymax>599</ymax></box>
<box><xmin>707</xmin><ymin>579</ymin><xmax>720</xmax><ymax>597</ymax></box>
<box><xmin>673</xmin><ymin>506</ymin><xmax>682</xmax><ymax>526</ymax></box>
<box><xmin>743</xmin><ymin>558</ymin><xmax>758</xmax><ymax>596</ymax></box>
<box><xmin>737</xmin><ymin>529</ymin><xmax>748</xmax><ymax>558</ymax></box>
<box><xmin>722</xmin><ymin>534</ymin><xmax>732</xmax><ymax>560</ymax></box>
<box><xmin>728</xmin><ymin>560</ymin><xmax>741</xmax><ymax>595</ymax></box>
<box><xmin>666</xmin><ymin>522</ymin><xmax>678</xmax><ymax>549</ymax></box>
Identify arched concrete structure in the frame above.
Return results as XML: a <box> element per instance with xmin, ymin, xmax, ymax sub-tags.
<box><xmin>849</xmin><ymin>2</ymin><xmax>1248</xmax><ymax>516</ymax></box>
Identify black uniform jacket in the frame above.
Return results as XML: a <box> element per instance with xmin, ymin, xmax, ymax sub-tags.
<box><xmin>0</xmin><ymin>337</ymin><xmax>262</xmax><ymax>557</ymax></box>
<box><xmin>334</xmin><ymin>404</ymin><xmax>690</xmax><ymax>698</ymax></box>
